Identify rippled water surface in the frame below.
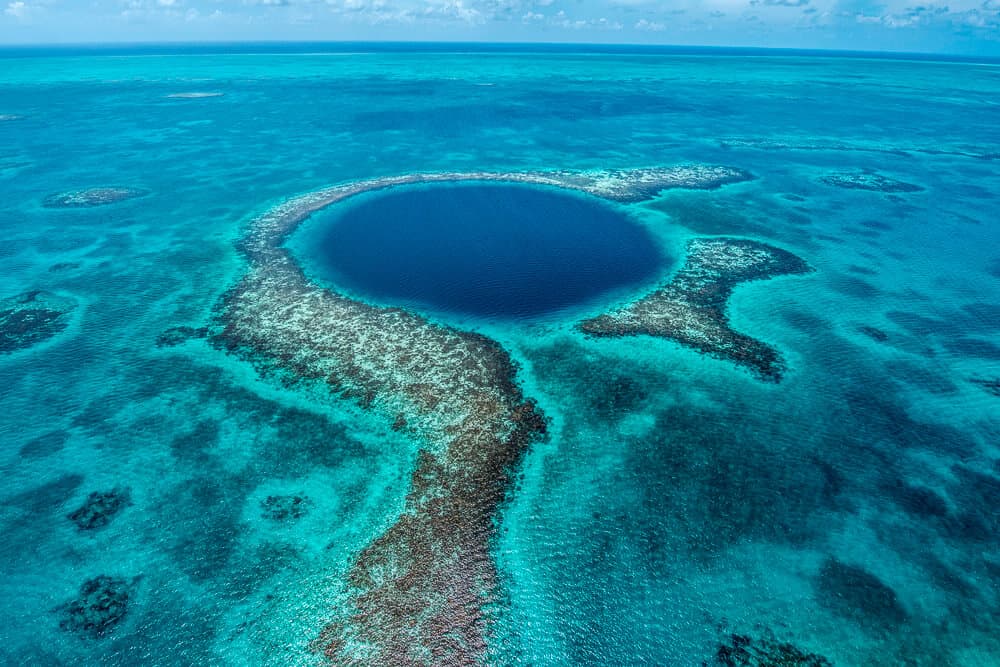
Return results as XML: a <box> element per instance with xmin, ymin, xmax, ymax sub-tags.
<box><xmin>1</xmin><ymin>45</ymin><xmax>998</xmax><ymax>666</ymax></box>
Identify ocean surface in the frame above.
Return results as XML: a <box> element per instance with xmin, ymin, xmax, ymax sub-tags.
<box><xmin>1</xmin><ymin>44</ymin><xmax>999</xmax><ymax>666</ymax></box>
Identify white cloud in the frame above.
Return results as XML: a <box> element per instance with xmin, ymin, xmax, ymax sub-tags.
<box><xmin>634</xmin><ymin>17</ymin><xmax>665</xmax><ymax>30</ymax></box>
<box><xmin>4</xmin><ymin>1</ymin><xmax>26</xmax><ymax>17</ymax></box>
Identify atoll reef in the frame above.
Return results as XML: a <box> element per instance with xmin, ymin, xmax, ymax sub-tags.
<box><xmin>67</xmin><ymin>488</ymin><xmax>132</xmax><ymax>531</ymax></box>
<box><xmin>43</xmin><ymin>187</ymin><xmax>148</xmax><ymax>208</ymax></box>
<box><xmin>580</xmin><ymin>238</ymin><xmax>813</xmax><ymax>381</ymax></box>
<box><xmin>58</xmin><ymin>576</ymin><xmax>137</xmax><ymax>639</ymax></box>
<box><xmin>713</xmin><ymin>631</ymin><xmax>833</xmax><ymax>667</ymax></box>
<box><xmin>260</xmin><ymin>494</ymin><xmax>311</xmax><ymax>522</ymax></box>
<box><xmin>165</xmin><ymin>92</ymin><xmax>224</xmax><ymax>99</ymax></box>
<box><xmin>211</xmin><ymin>165</ymin><xmax>752</xmax><ymax>664</ymax></box>
<box><xmin>820</xmin><ymin>171</ymin><xmax>923</xmax><ymax>193</ymax></box>
<box><xmin>0</xmin><ymin>290</ymin><xmax>77</xmax><ymax>354</ymax></box>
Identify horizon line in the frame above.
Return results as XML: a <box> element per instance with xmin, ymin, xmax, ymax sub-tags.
<box><xmin>2</xmin><ymin>40</ymin><xmax>999</xmax><ymax>63</ymax></box>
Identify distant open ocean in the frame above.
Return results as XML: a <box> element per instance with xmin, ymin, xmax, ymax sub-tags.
<box><xmin>1</xmin><ymin>43</ymin><xmax>998</xmax><ymax>666</ymax></box>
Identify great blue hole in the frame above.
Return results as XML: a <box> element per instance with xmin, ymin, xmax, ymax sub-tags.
<box><xmin>293</xmin><ymin>182</ymin><xmax>666</xmax><ymax>320</ymax></box>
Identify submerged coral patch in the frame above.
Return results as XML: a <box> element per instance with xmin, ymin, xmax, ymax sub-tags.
<box><xmin>260</xmin><ymin>494</ymin><xmax>311</xmax><ymax>522</ymax></box>
<box><xmin>43</xmin><ymin>187</ymin><xmax>148</xmax><ymax>208</ymax></box>
<box><xmin>969</xmin><ymin>377</ymin><xmax>1000</xmax><ymax>397</ymax></box>
<box><xmin>156</xmin><ymin>325</ymin><xmax>209</xmax><ymax>348</ymax></box>
<box><xmin>580</xmin><ymin>238</ymin><xmax>813</xmax><ymax>381</ymax></box>
<box><xmin>713</xmin><ymin>631</ymin><xmax>832</xmax><ymax>667</ymax></box>
<box><xmin>0</xmin><ymin>290</ymin><xmax>77</xmax><ymax>354</ymax></box>
<box><xmin>59</xmin><ymin>576</ymin><xmax>137</xmax><ymax>638</ymax></box>
<box><xmin>67</xmin><ymin>488</ymin><xmax>132</xmax><ymax>531</ymax></box>
<box><xmin>820</xmin><ymin>171</ymin><xmax>922</xmax><ymax>193</ymax></box>
<box><xmin>815</xmin><ymin>557</ymin><xmax>908</xmax><ymax>631</ymax></box>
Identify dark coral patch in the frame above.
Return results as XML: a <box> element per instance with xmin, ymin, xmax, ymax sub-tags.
<box><xmin>969</xmin><ymin>377</ymin><xmax>1000</xmax><ymax>397</ymax></box>
<box><xmin>943</xmin><ymin>337</ymin><xmax>1000</xmax><ymax>360</ymax></box>
<box><xmin>59</xmin><ymin>575</ymin><xmax>137</xmax><ymax>638</ymax></box>
<box><xmin>19</xmin><ymin>430</ymin><xmax>70</xmax><ymax>459</ymax></box>
<box><xmin>815</xmin><ymin>558</ymin><xmax>908</xmax><ymax>630</ymax></box>
<box><xmin>580</xmin><ymin>238</ymin><xmax>813</xmax><ymax>381</ymax></box>
<box><xmin>858</xmin><ymin>325</ymin><xmax>889</xmax><ymax>343</ymax></box>
<box><xmin>49</xmin><ymin>261</ymin><xmax>82</xmax><ymax>272</ymax></box>
<box><xmin>67</xmin><ymin>488</ymin><xmax>132</xmax><ymax>531</ymax></box>
<box><xmin>156</xmin><ymin>325</ymin><xmax>209</xmax><ymax>348</ymax></box>
<box><xmin>260</xmin><ymin>494</ymin><xmax>312</xmax><ymax>522</ymax></box>
<box><xmin>43</xmin><ymin>187</ymin><xmax>147</xmax><ymax>208</ymax></box>
<box><xmin>713</xmin><ymin>632</ymin><xmax>832</xmax><ymax>667</ymax></box>
<box><xmin>0</xmin><ymin>290</ymin><xmax>77</xmax><ymax>353</ymax></box>
<box><xmin>820</xmin><ymin>171</ymin><xmax>923</xmax><ymax>193</ymax></box>
<box><xmin>886</xmin><ymin>482</ymin><xmax>949</xmax><ymax>519</ymax></box>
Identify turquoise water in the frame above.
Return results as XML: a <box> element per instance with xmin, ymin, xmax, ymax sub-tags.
<box><xmin>1</xmin><ymin>45</ymin><xmax>999</xmax><ymax>665</ymax></box>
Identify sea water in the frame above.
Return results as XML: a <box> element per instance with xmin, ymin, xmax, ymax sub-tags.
<box><xmin>0</xmin><ymin>44</ymin><xmax>998</xmax><ymax>665</ymax></box>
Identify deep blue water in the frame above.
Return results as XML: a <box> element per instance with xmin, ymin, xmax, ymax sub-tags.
<box><xmin>1</xmin><ymin>45</ymin><xmax>999</xmax><ymax>667</ymax></box>
<box><xmin>298</xmin><ymin>183</ymin><xmax>664</xmax><ymax>320</ymax></box>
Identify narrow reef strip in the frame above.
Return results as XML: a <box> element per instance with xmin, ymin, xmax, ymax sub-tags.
<box><xmin>580</xmin><ymin>238</ymin><xmax>813</xmax><ymax>381</ymax></box>
<box><xmin>212</xmin><ymin>166</ymin><xmax>749</xmax><ymax>665</ymax></box>
<box><xmin>820</xmin><ymin>171</ymin><xmax>922</xmax><ymax>193</ymax></box>
<box><xmin>43</xmin><ymin>187</ymin><xmax>148</xmax><ymax>208</ymax></box>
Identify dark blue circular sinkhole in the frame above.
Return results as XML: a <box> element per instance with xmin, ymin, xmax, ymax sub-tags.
<box><xmin>296</xmin><ymin>182</ymin><xmax>666</xmax><ymax>320</ymax></box>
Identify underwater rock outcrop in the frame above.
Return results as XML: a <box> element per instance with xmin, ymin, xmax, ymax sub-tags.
<box><xmin>820</xmin><ymin>171</ymin><xmax>922</xmax><ymax>193</ymax></box>
<box><xmin>58</xmin><ymin>575</ymin><xmax>138</xmax><ymax>638</ymax></box>
<box><xmin>67</xmin><ymin>488</ymin><xmax>132</xmax><ymax>531</ymax></box>
<box><xmin>580</xmin><ymin>238</ymin><xmax>813</xmax><ymax>381</ymax></box>
<box><xmin>212</xmin><ymin>166</ymin><xmax>750</xmax><ymax>664</ymax></box>
<box><xmin>0</xmin><ymin>290</ymin><xmax>77</xmax><ymax>354</ymax></box>
<box><xmin>43</xmin><ymin>187</ymin><xmax>147</xmax><ymax>208</ymax></box>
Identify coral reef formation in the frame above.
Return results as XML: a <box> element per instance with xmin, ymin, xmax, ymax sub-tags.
<box><xmin>212</xmin><ymin>166</ymin><xmax>750</xmax><ymax>664</ymax></box>
<box><xmin>580</xmin><ymin>238</ymin><xmax>813</xmax><ymax>381</ymax></box>
<box><xmin>43</xmin><ymin>187</ymin><xmax>147</xmax><ymax>208</ymax></box>
<box><xmin>820</xmin><ymin>171</ymin><xmax>922</xmax><ymax>193</ymax></box>
<box><xmin>260</xmin><ymin>494</ymin><xmax>311</xmax><ymax>521</ymax></box>
<box><xmin>713</xmin><ymin>631</ymin><xmax>833</xmax><ymax>667</ymax></box>
<box><xmin>58</xmin><ymin>576</ymin><xmax>137</xmax><ymax>638</ymax></box>
<box><xmin>67</xmin><ymin>488</ymin><xmax>132</xmax><ymax>531</ymax></box>
<box><xmin>0</xmin><ymin>290</ymin><xmax>77</xmax><ymax>354</ymax></box>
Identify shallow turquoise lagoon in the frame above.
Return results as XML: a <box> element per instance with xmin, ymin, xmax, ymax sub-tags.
<box><xmin>1</xmin><ymin>45</ymin><xmax>999</xmax><ymax>665</ymax></box>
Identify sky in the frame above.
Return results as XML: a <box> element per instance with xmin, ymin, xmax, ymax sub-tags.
<box><xmin>1</xmin><ymin>0</ymin><xmax>1000</xmax><ymax>55</ymax></box>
